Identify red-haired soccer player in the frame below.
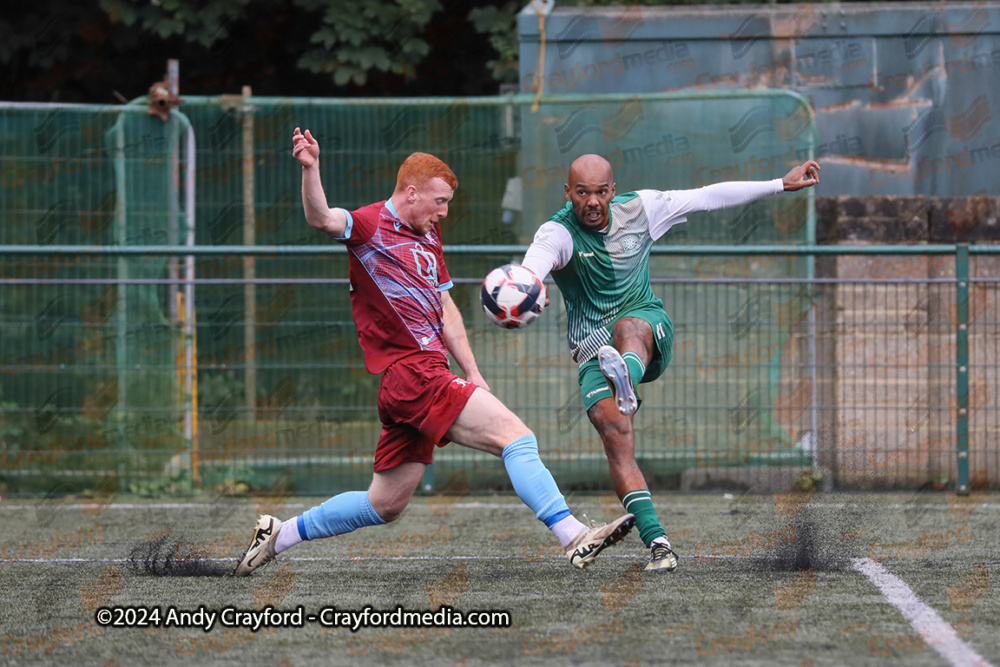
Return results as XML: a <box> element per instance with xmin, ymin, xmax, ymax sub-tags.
<box><xmin>235</xmin><ymin>130</ymin><xmax>634</xmax><ymax>575</ymax></box>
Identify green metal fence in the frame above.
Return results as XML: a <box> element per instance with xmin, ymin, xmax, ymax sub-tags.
<box><xmin>1</xmin><ymin>244</ymin><xmax>995</xmax><ymax>496</ymax></box>
<box><xmin>0</xmin><ymin>102</ymin><xmax>196</xmax><ymax>496</ymax></box>
<box><xmin>2</xmin><ymin>94</ymin><xmax>994</xmax><ymax>496</ymax></box>
<box><xmin>164</xmin><ymin>91</ymin><xmax>817</xmax><ymax>244</ymax></box>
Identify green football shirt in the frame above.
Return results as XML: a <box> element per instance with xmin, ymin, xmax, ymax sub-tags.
<box><xmin>547</xmin><ymin>192</ymin><xmax>660</xmax><ymax>363</ymax></box>
<box><xmin>521</xmin><ymin>181</ymin><xmax>783</xmax><ymax>363</ymax></box>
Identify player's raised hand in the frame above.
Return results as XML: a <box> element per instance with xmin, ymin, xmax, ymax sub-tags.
<box><xmin>292</xmin><ymin>127</ymin><xmax>319</xmax><ymax>168</ymax></box>
<box><xmin>782</xmin><ymin>160</ymin><xmax>820</xmax><ymax>191</ymax></box>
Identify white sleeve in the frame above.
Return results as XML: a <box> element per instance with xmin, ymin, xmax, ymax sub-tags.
<box><xmin>521</xmin><ymin>222</ymin><xmax>573</xmax><ymax>281</ymax></box>
<box><xmin>641</xmin><ymin>180</ymin><xmax>784</xmax><ymax>241</ymax></box>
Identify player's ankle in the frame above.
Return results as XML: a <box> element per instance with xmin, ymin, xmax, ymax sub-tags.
<box><xmin>551</xmin><ymin>515</ymin><xmax>587</xmax><ymax>548</ymax></box>
<box><xmin>273</xmin><ymin>516</ymin><xmax>304</xmax><ymax>554</ymax></box>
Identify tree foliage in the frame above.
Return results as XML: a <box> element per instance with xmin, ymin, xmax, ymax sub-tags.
<box><xmin>0</xmin><ymin>0</ymin><xmax>502</xmax><ymax>100</ymax></box>
<box><xmin>0</xmin><ymin>0</ymin><xmax>877</xmax><ymax>102</ymax></box>
<box><xmin>113</xmin><ymin>0</ymin><xmax>446</xmax><ymax>87</ymax></box>
<box><xmin>469</xmin><ymin>1</ymin><xmax>521</xmax><ymax>84</ymax></box>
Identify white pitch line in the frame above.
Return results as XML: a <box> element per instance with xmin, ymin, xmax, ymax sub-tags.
<box><xmin>0</xmin><ymin>556</ymin><xmax>525</xmax><ymax>564</ymax></box>
<box><xmin>0</xmin><ymin>502</ymin><xmax>527</xmax><ymax>511</ymax></box>
<box><xmin>0</xmin><ymin>554</ymin><xmax>713</xmax><ymax>565</ymax></box>
<box><xmin>0</xmin><ymin>503</ymin><xmax>313</xmax><ymax>511</ymax></box>
<box><xmin>5</xmin><ymin>501</ymin><xmax>996</xmax><ymax>512</ymax></box>
<box><xmin>0</xmin><ymin>555</ymin><xmax>632</xmax><ymax>564</ymax></box>
<box><xmin>852</xmin><ymin>558</ymin><xmax>994</xmax><ymax>667</ymax></box>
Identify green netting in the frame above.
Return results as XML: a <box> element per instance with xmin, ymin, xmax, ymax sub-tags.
<box><xmin>513</xmin><ymin>91</ymin><xmax>818</xmax><ymax>485</ymax></box>
<box><xmin>516</xmin><ymin>91</ymin><xmax>816</xmax><ymax>243</ymax></box>
<box><xmin>0</xmin><ymin>93</ymin><xmax>819</xmax><ymax>496</ymax></box>
<box><xmin>0</xmin><ymin>104</ymin><xmax>193</xmax><ymax>492</ymax></box>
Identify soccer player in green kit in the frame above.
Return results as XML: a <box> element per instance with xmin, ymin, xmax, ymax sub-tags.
<box><xmin>521</xmin><ymin>154</ymin><xmax>820</xmax><ymax>572</ymax></box>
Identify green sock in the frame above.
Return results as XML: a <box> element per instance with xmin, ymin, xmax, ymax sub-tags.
<box><xmin>621</xmin><ymin>489</ymin><xmax>665</xmax><ymax>547</ymax></box>
<box><xmin>621</xmin><ymin>352</ymin><xmax>645</xmax><ymax>392</ymax></box>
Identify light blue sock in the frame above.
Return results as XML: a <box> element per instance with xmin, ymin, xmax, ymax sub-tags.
<box><xmin>501</xmin><ymin>434</ymin><xmax>571</xmax><ymax>528</ymax></box>
<box><xmin>300</xmin><ymin>491</ymin><xmax>386</xmax><ymax>540</ymax></box>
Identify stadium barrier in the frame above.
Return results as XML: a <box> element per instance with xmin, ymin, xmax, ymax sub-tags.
<box><xmin>0</xmin><ymin>244</ymin><xmax>995</xmax><ymax>496</ymax></box>
<box><xmin>1</xmin><ymin>91</ymin><xmax>818</xmax><ymax>496</ymax></box>
<box><xmin>3</xmin><ymin>94</ymin><xmax>994</xmax><ymax>495</ymax></box>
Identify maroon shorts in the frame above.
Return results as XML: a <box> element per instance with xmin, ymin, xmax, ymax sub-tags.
<box><xmin>373</xmin><ymin>352</ymin><xmax>478</xmax><ymax>472</ymax></box>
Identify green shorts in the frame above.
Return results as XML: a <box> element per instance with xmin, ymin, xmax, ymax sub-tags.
<box><xmin>578</xmin><ymin>306</ymin><xmax>674</xmax><ymax>412</ymax></box>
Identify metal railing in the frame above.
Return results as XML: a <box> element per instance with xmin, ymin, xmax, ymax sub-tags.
<box><xmin>0</xmin><ymin>244</ymin><xmax>995</xmax><ymax>495</ymax></box>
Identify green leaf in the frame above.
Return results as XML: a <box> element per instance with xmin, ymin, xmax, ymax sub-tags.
<box><xmin>333</xmin><ymin>65</ymin><xmax>363</xmax><ymax>87</ymax></box>
<box><xmin>312</xmin><ymin>27</ymin><xmax>337</xmax><ymax>49</ymax></box>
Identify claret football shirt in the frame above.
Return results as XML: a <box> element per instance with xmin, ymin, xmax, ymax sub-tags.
<box><xmin>332</xmin><ymin>198</ymin><xmax>453</xmax><ymax>374</ymax></box>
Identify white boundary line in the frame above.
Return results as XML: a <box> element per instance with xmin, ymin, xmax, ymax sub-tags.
<box><xmin>3</xmin><ymin>501</ymin><xmax>999</xmax><ymax>511</ymax></box>
<box><xmin>0</xmin><ymin>554</ymin><xmax>666</xmax><ymax>564</ymax></box>
<box><xmin>0</xmin><ymin>554</ymin><xmax>820</xmax><ymax>566</ymax></box>
<box><xmin>0</xmin><ymin>554</ymin><xmax>728</xmax><ymax>565</ymax></box>
<box><xmin>852</xmin><ymin>558</ymin><xmax>994</xmax><ymax>667</ymax></box>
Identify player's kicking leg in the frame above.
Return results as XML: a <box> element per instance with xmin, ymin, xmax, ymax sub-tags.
<box><xmin>237</xmin><ymin>351</ymin><xmax>632</xmax><ymax>575</ymax></box>
<box><xmin>235</xmin><ymin>462</ymin><xmax>423</xmax><ymax>576</ymax></box>
<box><xmin>588</xmin><ymin>316</ymin><xmax>678</xmax><ymax>573</ymax></box>
<box><xmin>598</xmin><ymin>344</ymin><xmax>638</xmax><ymax>415</ymax></box>
<box><xmin>445</xmin><ymin>388</ymin><xmax>635</xmax><ymax>569</ymax></box>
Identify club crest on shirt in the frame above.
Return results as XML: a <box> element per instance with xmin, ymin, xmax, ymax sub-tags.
<box><xmin>412</xmin><ymin>246</ymin><xmax>439</xmax><ymax>285</ymax></box>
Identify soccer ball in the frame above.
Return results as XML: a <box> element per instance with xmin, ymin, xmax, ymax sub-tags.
<box><xmin>480</xmin><ymin>264</ymin><xmax>546</xmax><ymax>330</ymax></box>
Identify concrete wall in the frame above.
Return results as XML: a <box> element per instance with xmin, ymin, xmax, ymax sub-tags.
<box><xmin>519</xmin><ymin>2</ymin><xmax>1000</xmax><ymax>197</ymax></box>
<box><xmin>679</xmin><ymin>194</ymin><xmax>997</xmax><ymax>490</ymax></box>
<box><xmin>818</xmin><ymin>194</ymin><xmax>998</xmax><ymax>488</ymax></box>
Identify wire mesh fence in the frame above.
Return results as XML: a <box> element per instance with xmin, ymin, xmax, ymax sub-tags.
<box><xmin>1</xmin><ymin>246</ymin><xmax>995</xmax><ymax>496</ymax></box>
<box><xmin>0</xmin><ymin>96</ymin><xmax>994</xmax><ymax>496</ymax></box>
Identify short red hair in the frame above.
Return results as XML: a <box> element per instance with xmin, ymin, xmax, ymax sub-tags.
<box><xmin>394</xmin><ymin>152</ymin><xmax>458</xmax><ymax>194</ymax></box>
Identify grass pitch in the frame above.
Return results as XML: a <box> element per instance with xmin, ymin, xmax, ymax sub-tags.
<box><xmin>1</xmin><ymin>491</ymin><xmax>998</xmax><ymax>666</ymax></box>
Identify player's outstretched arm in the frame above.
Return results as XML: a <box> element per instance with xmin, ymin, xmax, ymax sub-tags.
<box><xmin>645</xmin><ymin>161</ymin><xmax>821</xmax><ymax>240</ymax></box>
<box><xmin>781</xmin><ymin>160</ymin><xmax>821</xmax><ymax>191</ymax></box>
<box><xmin>293</xmin><ymin>127</ymin><xmax>348</xmax><ymax>237</ymax></box>
<box><xmin>441</xmin><ymin>291</ymin><xmax>490</xmax><ymax>392</ymax></box>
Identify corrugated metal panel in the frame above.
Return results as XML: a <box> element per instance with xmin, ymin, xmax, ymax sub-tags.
<box><xmin>519</xmin><ymin>2</ymin><xmax>1000</xmax><ymax>196</ymax></box>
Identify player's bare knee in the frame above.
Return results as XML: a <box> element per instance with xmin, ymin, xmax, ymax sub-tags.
<box><xmin>494</xmin><ymin>410</ymin><xmax>532</xmax><ymax>448</ymax></box>
<box><xmin>590</xmin><ymin>405</ymin><xmax>630</xmax><ymax>437</ymax></box>
<box><xmin>378</xmin><ymin>504</ymin><xmax>406</xmax><ymax>523</ymax></box>
<box><xmin>496</xmin><ymin>428</ymin><xmax>533</xmax><ymax>455</ymax></box>
<box><xmin>459</xmin><ymin>391</ymin><xmax>531</xmax><ymax>453</ymax></box>
<box><xmin>587</xmin><ymin>403</ymin><xmax>636</xmax><ymax>465</ymax></box>
<box><xmin>368</xmin><ymin>494</ymin><xmax>407</xmax><ymax>523</ymax></box>
<box><xmin>612</xmin><ymin>317</ymin><xmax>651</xmax><ymax>346</ymax></box>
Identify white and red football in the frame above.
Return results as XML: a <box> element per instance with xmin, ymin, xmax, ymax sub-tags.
<box><xmin>480</xmin><ymin>264</ymin><xmax>546</xmax><ymax>330</ymax></box>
